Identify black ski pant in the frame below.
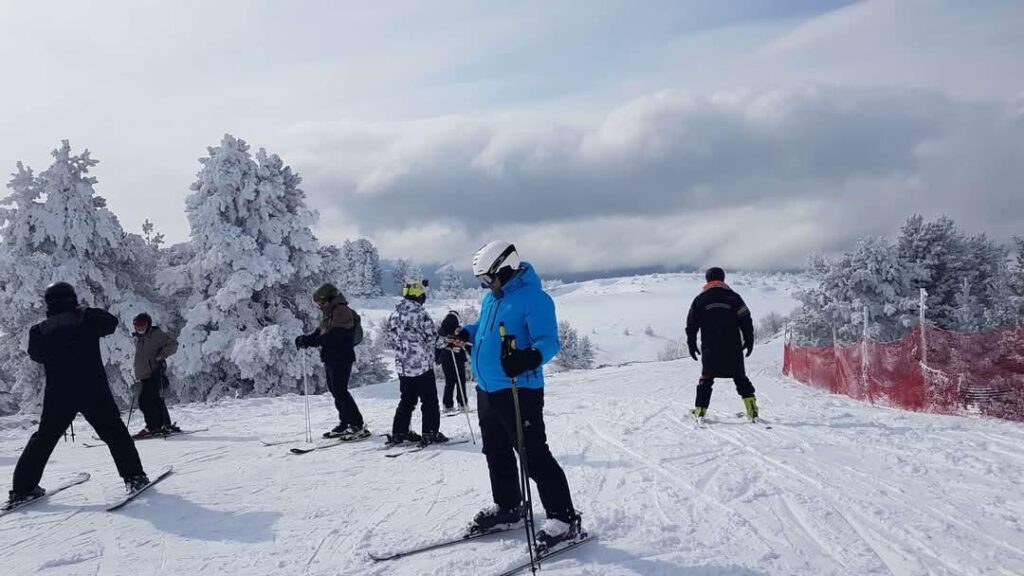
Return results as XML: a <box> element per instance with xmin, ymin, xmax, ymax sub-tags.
<box><xmin>695</xmin><ymin>376</ymin><xmax>756</xmax><ymax>409</ymax></box>
<box><xmin>440</xmin><ymin>349</ymin><xmax>468</xmax><ymax>409</ymax></box>
<box><xmin>478</xmin><ymin>386</ymin><xmax>575</xmax><ymax>521</ymax></box>
<box><xmin>138</xmin><ymin>374</ymin><xmax>171</xmax><ymax>431</ymax></box>
<box><xmin>13</xmin><ymin>385</ymin><xmax>144</xmax><ymax>494</ymax></box>
<box><xmin>392</xmin><ymin>370</ymin><xmax>440</xmax><ymax>436</ymax></box>
<box><xmin>325</xmin><ymin>361</ymin><xmax>363</xmax><ymax>428</ymax></box>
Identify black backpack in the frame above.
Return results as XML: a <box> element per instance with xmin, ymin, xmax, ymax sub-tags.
<box><xmin>351</xmin><ymin>309</ymin><xmax>364</xmax><ymax>346</ymax></box>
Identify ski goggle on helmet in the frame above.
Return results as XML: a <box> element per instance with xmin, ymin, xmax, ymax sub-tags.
<box><xmin>472</xmin><ymin>241</ymin><xmax>521</xmax><ymax>288</ymax></box>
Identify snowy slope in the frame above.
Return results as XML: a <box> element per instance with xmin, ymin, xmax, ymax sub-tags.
<box><xmin>2</xmin><ymin>337</ymin><xmax>1023</xmax><ymax>576</ymax></box>
<box><xmin>356</xmin><ymin>271</ymin><xmax>805</xmax><ymax>368</ymax></box>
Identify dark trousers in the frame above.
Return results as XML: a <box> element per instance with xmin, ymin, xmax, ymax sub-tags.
<box><xmin>478</xmin><ymin>386</ymin><xmax>575</xmax><ymax>520</ymax></box>
<box><xmin>392</xmin><ymin>370</ymin><xmax>440</xmax><ymax>436</ymax></box>
<box><xmin>325</xmin><ymin>361</ymin><xmax>363</xmax><ymax>427</ymax></box>
<box><xmin>13</xmin><ymin>386</ymin><xmax>144</xmax><ymax>493</ymax></box>
<box><xmin>139</xmin><ymin>374</ymin><xmax>171</xmax><ymax>430</ymax></box>
<box><xmin>440</xmin><ymin>348</ymin><xmax>468</xmax><ymax>408</ymax></box>
<box><xmin>695</xmin><ymin>376</ymin><xmax>756</xmax><ymax>409</ymax></box>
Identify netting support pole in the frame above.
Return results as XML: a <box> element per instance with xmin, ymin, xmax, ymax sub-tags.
<box><xmin>919</xmin><ymin>288</ymin><xmax>929</xmax><ymax>368</ymax></box>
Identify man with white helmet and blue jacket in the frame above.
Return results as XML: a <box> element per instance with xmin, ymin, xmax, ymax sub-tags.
<box><xmin>445</xmin><ymin>241</ymin><xmax>582</xmax><ymax>552</ymax></box>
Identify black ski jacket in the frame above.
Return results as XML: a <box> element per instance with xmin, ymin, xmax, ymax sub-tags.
<box><xmin>685</xmin><ymin>282</ymin><xmax>754</xmax><ymax>378</ymax></box>
<box><xmin>28</xmin><ymin>308</ymin><xmax>119</xmax><ymax>393</ymax></box>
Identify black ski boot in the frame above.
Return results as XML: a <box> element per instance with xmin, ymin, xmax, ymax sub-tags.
<box><xmin>468</xmin><ymin>504</ymin><xmax>524</xmax><ymax>534</ymax></box>
<box><xmin>124</xmin><ymin>474</ymin><xmax>151</xmax><ymax>493</ymax></box>
<box><xmin>338</xmin><ymin>424</ymin><xmax>371</xmax><ymax>441</ymax></box>
<box><xmin>535</xmin><ymin>510</ymin><xmax>584</xmax><ymax>554</ymax></box>
<box><xmin>419</xmin><ymin>431</ymin><xmax>449</xmax><ymax>447</ymax></box>
<box><xmin>385</xmin><ymin>431</ymin><xmax>421</xmax><ymax>447</ymax></box>
<box><xmin>323</xmin><ymin>424</ymin><xmax>348</xmax><ymax>439</ymax></box>
<box><xmin>6</xmin><ymin>486</ymin><xmax>45</xmax><ymax>508</ymax></box>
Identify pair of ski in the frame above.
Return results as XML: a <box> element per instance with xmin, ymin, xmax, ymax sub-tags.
<box><xmin>82</xmin><ymin>428</ymin><xmax>208</xmax><ymax>448</ymax></box>
<box><xmin>284</xmin><ymin>432</ymin><xmax>374</xmax><ymax>455</ymax></box>
<box><xmin>382</xmin><ymin>439</ymin><xmax>470</xmax><ymax>458</ymax></box>
<box><xmin>0</xmin><ymin>466</ymin><xmax>174</xmax><ymax>517</ymax></box>
<box><xmin>694</xmin><ymin>413</ymin><xmax>772</xmax><ymax>429</ymax></box>
<box><xmin>370</xmin><ymin>524</ymin><xmax>594</xmax><ymax>576</ymax></box>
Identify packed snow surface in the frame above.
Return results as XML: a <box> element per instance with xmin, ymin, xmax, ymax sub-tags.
<box><xmin>2</xmin><ymin>338</ymin><xmax>1022</xmax><ymax>575</ymax></box>
<box><xmin>1</xmin><ymin>273</ymin><xmax>1021</xmax><ymax>575</ymax></box>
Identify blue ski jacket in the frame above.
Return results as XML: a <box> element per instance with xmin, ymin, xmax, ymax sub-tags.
<box><xmin>464</xmin><ymin>262</ymin><xmax>560</xmax><ymax>393</ymax></box>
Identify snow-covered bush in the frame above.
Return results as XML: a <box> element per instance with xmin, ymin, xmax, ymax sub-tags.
<box><xmin>351</xmin><ymin>321</ymin><xmax>391</xmax><ymax>386</ymax></box>
<box><xmin>756</xmin><ymin>311</ymin><xmax>788</xmax><ymax>343</ymax></box>
<box><xmin>657</xmin><ymin>339</ymin><xmax>688</xmax><ymax>362</ymax></box>
<box><xmin>555</xmin><ymin>321</ymin><xmax>595</xmax><ymax>370</ymax></box>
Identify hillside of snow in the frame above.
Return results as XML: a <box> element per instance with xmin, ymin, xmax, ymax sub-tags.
<box><xmin>358</xmin><ymin>271</ymin><xmax>805</xmax><ymax>369</ymax></box>
<box><xmin>1</xmin><ymin>273</ymin><xmax>1022</xmax><ymax>576</ymax></box>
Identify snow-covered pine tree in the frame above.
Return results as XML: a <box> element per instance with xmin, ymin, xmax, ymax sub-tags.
<box><xmin>555</xmin><ymin>320</ymin><xmax>595</xmax><ymax>370</ymax></box>
<box><xmin>896</xmin><ymin>215</ymin><xmax>1006</xmax><ymax>331</ymax></box>
<box><xmin>391</xmin><ymin>258</ymin><xmax>411</xmax><ymax>295</ymax></box>
<box><xmin>437</xmin><ymin>264</ymin><xmax>464</xmax><ymax>299</ymax></box>
<box><xmin>0</xmin><ymin>142</ymin><xmax>160</xmax><ymax>413</ymax></box>
<box><xmin>158</xmin><ymin>134</ymin><xmax>325</xmax><ymax>402</ymax></box>
<box><xmin>341</xmin><ymin>238</ymin><xmax>384</xmax><ymax>297</ymax></box>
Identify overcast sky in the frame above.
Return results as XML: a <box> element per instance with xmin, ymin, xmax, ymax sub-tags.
<box><xmin>1</xmin><ymin>0</ymin><xmax>1021</xmax><ymax>273</ymax></box>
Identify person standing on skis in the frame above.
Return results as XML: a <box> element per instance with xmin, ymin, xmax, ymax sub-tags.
<box><xmin>295</xmin><ymin>283</ymin><xmax>369</xmax><ymax>440</ymax></box>
<box><xmin>383</xmin><ymin>280</ymin><xmax>448</xmax><ymax>446</ymax></box>
<box><xmin>7</xmin><ymin>283</ymin><xmax>150</xmax><ymax>507</ymax></box>
<box><xmin>685</xmin><ymin>267</ymin><xmax>759</xmax><ymax>423</ymax></box>
<box><xmin>131</xmin><ymin>313</ymin><xmax>180</xmax><ymax>438</ymax></box>
<box><xmin>438</xmin><ymin>310</ymin><xmax>471</xmax><ymax>414</ymax></box>
<box><xmin>446</xmin><ymin>241</ymin><xmax>582</xmax><ymax>552</ymax></box>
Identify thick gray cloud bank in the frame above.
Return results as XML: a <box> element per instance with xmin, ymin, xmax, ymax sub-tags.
<box><xmin>1</xmin><ymin>0</ymin><xmax>1022</xmax><ymax>273</ymax></box>
<box><xmin>295</xmin><ymin>88</ymin><xmax>1023</xmax><ymax>271</ymax></box>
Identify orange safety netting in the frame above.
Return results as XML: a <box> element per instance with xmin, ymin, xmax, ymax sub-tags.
<box><xmin>783</xmin><ymin>325</ymin><xmax>1024</xmax><ymax>422</ymax></box>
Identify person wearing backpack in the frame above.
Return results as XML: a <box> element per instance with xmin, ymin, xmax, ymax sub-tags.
<box><xmin>295</xmin><ymin>283</ymin><xmax>369</xmax><ymax>440</ymax></box>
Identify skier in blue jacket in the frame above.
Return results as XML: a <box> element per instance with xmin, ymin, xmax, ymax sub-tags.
<box><xmin>445</xmin><ymin>241</ymin><xmax>581</xmax><ymax>551</ymax></box>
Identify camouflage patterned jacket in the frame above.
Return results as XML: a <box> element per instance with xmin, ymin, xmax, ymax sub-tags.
<box><xmin>383</xmin><ymin>299</ymin><xmax>442</xmax><ymax>377</ymax></box>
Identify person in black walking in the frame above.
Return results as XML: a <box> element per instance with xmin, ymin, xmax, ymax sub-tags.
<box><xmin>6</xmin><ymin>282</ymin><xmax>149</xmax><ymax>506</ymax></box>
<box><xmin>685</xmin><ymin>267</ymin><xmax>759</xmax><ymax>423</ymax></box>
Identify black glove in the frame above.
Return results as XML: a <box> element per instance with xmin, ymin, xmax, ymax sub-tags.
<box><xmin>295</xmin><ymin>335</ymin><xmax>310</xmax><ymax>349</ymax></box>
<box><xmin>501</xmin><ymin>347</ymin><xmax>542</xmax><ymax>379</ymax></box>
<box><xmin>745</xmin><ymin>342</ymin><xmax>753</xmax><ymax>358</ymax></box>
<box><xmin>688</xmin><ymin>343</ymin><xmax>700</xmax><ymax>361</ymax></box>
<box><xmin>434</xmin><ymin>349</ymin><xmax>443</xmax><ymax>364</ymax></box>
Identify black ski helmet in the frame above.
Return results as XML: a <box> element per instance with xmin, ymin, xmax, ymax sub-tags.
<box><xmin>705</xmin><ymin>267</ymin><xmax>726</xmax><ymax>282</ymax></box>
<box><xmin>133</xmin><ymin>313</ymin><xmax>153</xmax><ymax>328</ymax></box>
<box><xmin>44</xmin><ymin>282</ymin><xmax>78</xmax><ymax>308</ymax></box>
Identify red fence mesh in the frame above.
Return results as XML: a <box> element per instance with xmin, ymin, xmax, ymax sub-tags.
<box><xmin>784</xmin><ymin>325</ymin><xmax>1024</xmax><ymax>422</ymax></box>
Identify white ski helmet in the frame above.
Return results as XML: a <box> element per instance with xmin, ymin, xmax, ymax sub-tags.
<box><xmin>472</xmin><ymin>241</ymin><xmax>521</xmax><ymax>286</ymax></box>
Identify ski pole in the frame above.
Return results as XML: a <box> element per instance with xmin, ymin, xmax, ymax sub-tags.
<box><xmin>302</xmin><ymin>349</ymin><xmax>312</xmax><ymax>444</ymax></box>
<box><xmin>501</xmin><ymin>323</ymin><xmax>538</xmax><ymax>574</ymax></box>
<box><xmin>126</xmin><ymin>381</ymin><xmax>139</xmax><ymax>429</ymax></box>
<box><xmin>451</xmin><ymin>348</ymin><xmax>476</xmax><ymax>445</ymax></box>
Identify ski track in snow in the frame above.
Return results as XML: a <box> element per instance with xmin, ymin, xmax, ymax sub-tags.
<box><xmin>1</xmin><ymin>340</ymin><xmax>1023</xmax><ymax>575</ymax></box>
